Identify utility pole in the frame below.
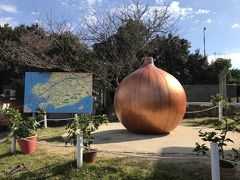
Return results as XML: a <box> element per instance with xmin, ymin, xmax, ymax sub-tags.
<box><xmin>203</xmin><ymin>27</ymin><xmax>206</xmax><ymax>57</ymax></box>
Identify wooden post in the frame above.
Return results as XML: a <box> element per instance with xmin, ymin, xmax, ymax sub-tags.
<box><xmin>218</xmin><ymin>101</ymin><xmax>222</xmax><ymax>121</ymax></box>
<box><xmin>76</xmin><ymin>133</ymin><xmax>83</xmax><ymax>168</ymax></box>
<box><xmin>211</xmin><ymin>142</ymin><xmax>220</xmax><ymax>180</ymax></box>
<box><xmin>44</xmin><ymin>114</ymin><xmax>47</xmax><ymax>128</ymax></box>
<box><xmin>11</xmin><ymin>136</ymin><xmax>16</xmax><ymax>154</ymax></box>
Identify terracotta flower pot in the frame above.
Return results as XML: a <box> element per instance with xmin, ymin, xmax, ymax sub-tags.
<box><xmin>0</xmin><ymin>118</ymin><xmax>10</xmax><ymax>127</ymax></box>
<box><xmin>83</xmin><ymin>149</ymin><xmax>97</xmax><ymax>164</ymax></box>
<box><xmin>220</xmin><ymin>160</ymin><xmax>236</xmax><ymax>180</ymax></box>
<box><xmin>17</xmin><ymin>135</ymin><xmax>37</xmax><ymax>154</ymax></box>
<box><xmin>220</xmin><ymin>166</ymin><xmax>236</xmax><ymax>180</ymax></box>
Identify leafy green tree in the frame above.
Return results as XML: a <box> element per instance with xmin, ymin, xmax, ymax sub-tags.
<box><xmin>146</xmin><ymin>34</ymin><xmax>190</xmax><ymax>83</ymax></box>
<box><xmin>208</xmin><ymin>58</ymin><xmax>232</xmax><ymax>83</ymax></box>
<box><xmin>1</xmin><ymin>24</ymin><xmax>92</xmax><ymax>72</ymax></box>
<box><xmin>228</xmin><ymin>69</ymin><xmax>240</xmax><ymax>85</ymax></box>
<box><xmin>185</xmin><ymin>50</ymin><xmax>209</xmax><ymax>84</ymax></box>
<box><xmin>93</xmin><ymin>19</ymin><xmax>149</xmax><ymax>88</ymax></box>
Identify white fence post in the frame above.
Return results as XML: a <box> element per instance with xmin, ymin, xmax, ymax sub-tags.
<box><xmin>44</xmin><ymin>114</ymin><xmax>47</xmax><ymax>128</ymax></box>
<box><xmin>211</xmin><ymin>142</ymin><xmax>220</xmax><ymax>180</ymax></box>
<box><xmin>11</xmin><ymin>136</ymin><xmax>16</xmax><ymax>154</ymax></box>
<box><xmin>74</xmin><ymin>113</ymin><xmax>78</xmax><ymax>121</ymax></box>
<box><xmin>218</xmin><ymin>101</ymin><xmax>222</xmax><ymax>122</ymax></box>
<box><xmin>76</xmin><ymin>133</ymin><xmax>83</xmax><ymax>168</ymax></box>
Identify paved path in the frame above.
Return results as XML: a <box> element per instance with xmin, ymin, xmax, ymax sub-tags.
<box><xmin>91</xmin><ymin>123</ymin><xmax>240</xmax><ymax>156</ymax></box>
<box><xmin>2</xmin><ymin>122</ymin><xmax>239</xmax><ymax>157</ymax></box>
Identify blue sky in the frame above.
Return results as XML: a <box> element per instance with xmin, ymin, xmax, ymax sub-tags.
<box><xmin>0</xmin><ymin>0</ymin><xmax>240</xmax><ymax>69</ymax></box>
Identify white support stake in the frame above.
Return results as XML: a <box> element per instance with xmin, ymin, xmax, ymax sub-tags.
<box><xmin>74</xmin><ymin>113</ymin><xmax>78</xmax><ymax>121</ymax></box>
<box><xmin>218</xmin><ymin>101</ymin><xmax>222</xmax><ymax>122</ymax></box>
<box><xmin>76</xmin><ymin>134</ymin><xmax>83</xmax><ymax>168</ymax></box>
<box><xmin>11</xmin><ymin>136</ymin><xmax>16</xmax><ymax>154</ymax></box>
<box><xmin>211</xmin><ymin>142</ymin><xmax>220</xmax><ymax>180</ymax></box>
<box><xmin>44</xmin><ymin>114</ymin><xmax>47</xmax><ymax>128</ymax></box>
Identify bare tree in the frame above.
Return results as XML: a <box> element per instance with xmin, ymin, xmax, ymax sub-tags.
<box><xmin>1</xmin><ymin>22</ymin><xmax>91</xmax><ymax>72</ymax></box>
<box><xmin>82</xmin><ymin>0</ymin><xmax>175</xmax><ymax>88</ymax></box>
<box><xmin>0</xmin><ymin>0</ymin><xmax>174</xmax><ymax>90</ymax></box>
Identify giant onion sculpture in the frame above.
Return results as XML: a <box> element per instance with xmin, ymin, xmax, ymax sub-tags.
<box><xmin>114</xmin><ymin>57</ymin><xmax>186</xmax><ymax>134</ymax></box>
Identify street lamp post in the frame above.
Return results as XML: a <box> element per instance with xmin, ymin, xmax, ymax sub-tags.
<box><xmin>203</xmin><ymin>27</ymin><xmax>206</xmax><ymax>57</ymax></box>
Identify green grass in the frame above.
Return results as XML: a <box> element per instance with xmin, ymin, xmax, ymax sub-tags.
<box><xmin>182</xmin><ymin>117</ymin><xmax>240</xmax><ymax>129</ymax></box>
<box><xmin>182</xmin><ymin>117</ymin><xmax>222</xmax><ymax>127</ymax></box>
<box><xmin>0</xmin><ymin>146</ymin><xmax>211</xmax><ymax>179</ymax></box>
<box><xmin>36</xmin><ymin>126</ymin><xmax>66</xmax><ymax>143</ymax></box>
<box><xmin>0</xmin><ymin>126</ymin><xmax>213</xmax><ymax>180</ymax></box>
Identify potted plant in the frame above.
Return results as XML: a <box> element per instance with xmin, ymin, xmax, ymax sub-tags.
<box><xmin>4</xmin><ymin>108</ymin><xmax>39</xmax><ymax>154</ymax></box>
<box><xmin>194</xmin><ymin>94</ymin><xmax>240</xmax><ymax>179</ymax></box>
<box><xmin>65</xmin><ymin>114</ymin><xmax>108</xmax><ymax>164</ymax></box>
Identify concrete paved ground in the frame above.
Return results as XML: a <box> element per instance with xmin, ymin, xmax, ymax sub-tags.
<box><xmin>1</xmin><ymin>122</ymin><xmax>239</xmax><ymax>157</ymax></box>
<box><xmin>91</xmin><ymin>122</ymin><xmax>240</xmax><ymax>156</ymax></box>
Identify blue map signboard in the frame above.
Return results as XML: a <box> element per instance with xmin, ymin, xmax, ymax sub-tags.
<box><xmin>24</xmin><ymin>72</ymin><xmax>93</xmax><ymax>113</ymax></box>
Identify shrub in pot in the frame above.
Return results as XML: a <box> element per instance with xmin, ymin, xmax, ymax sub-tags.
<box><xmin>4</xmin><ymin>108</ymin><xmax>39</xmax><ymax>154</ymax></box>
<box><xmin>194</xmin><ymin>94</ymin><xmax>240</xmax><ymax>179</ymax></box>
<box><xmin>65</xmin><ymin>114</ymin><xmax>108</xmax><ymax>164</ymax></box>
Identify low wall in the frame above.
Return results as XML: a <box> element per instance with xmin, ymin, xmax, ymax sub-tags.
<box><xmin>183</xmin><ymin>84</ymin><xmax>238</xmax><ymax>102</ymax></box>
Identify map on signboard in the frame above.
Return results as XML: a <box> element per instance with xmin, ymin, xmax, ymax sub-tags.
<box><xmin>24</xmin><ymin>72</ymin><xmax>93</xmax><ymax>113</ymax></box>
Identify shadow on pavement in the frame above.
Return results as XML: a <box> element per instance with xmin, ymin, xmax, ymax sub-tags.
<box><xmin>160</xmin><ymin>146</ymin><xmax>197</xmax><ymax>156</ymax></box>
<box><xmin>92</xmin><ymin>129</ymin><xmax>169</xmax><ymax>144</ymax></box>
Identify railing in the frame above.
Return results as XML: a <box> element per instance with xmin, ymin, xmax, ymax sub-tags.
<box><xmin>37</xmin><ymin>114</ymin><xmax>77</xmax><ymax>128</ymax></box>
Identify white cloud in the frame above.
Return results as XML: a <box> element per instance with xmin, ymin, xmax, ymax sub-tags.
<box><xmin>167</xmin><ymin>1</ymin><xmax>210</xmax><ymax>20</ymax></box>
<box><xmin>195</xmin><ymin>9</ymin><xmax>210</xmax><ymax>15</ymax></box>
<box><xmin>207</xmin><ymin>18</ymin><xmax>212</xmax><ymax>24</ymax></box>
<box><xmin>85</xmin><ymin>14</ymin><xmax>97</xmax><ymax>26</ymax></box>
<box><xmin>34</xmin><ymin>19</ymin><xmax>41</xmax><ymax>24</ymax></box>
<box><xmin>58</xmin><ymin>0</ymin><xmax>70</xmax><ymax>6</ymax></box>
<box><xmin>202</xmin><ymin>18</ymin><xmax>213</xmax><ymax>24</ymax></box>
<box><xmin>58</xmin><ymin>0</ymin><xmax>103</xmax><ymax>8</ymax></box>
<box><xmin>232</xmin><ymin>23</ymin><xmax>240</xmax><ymax>29</ymax></box>
<box><xmin>0</xmin><ymin>17</ymin><xmax>14</xmax><ymax>26</ymax></box>
<box><xmin>65</xmin><ymin>22</ymin><xmax>77</xmax><ymax>31</ymax></box>
<box><xmin>156</xmin><ymin>0</ymin><xmax>164</xmax><ymax>4</ymax></box>
<box><xmin>208</xmin><ymin>53</ymin><xmax>240</xmax><ymax>69</ymax></box>
<box><xmin>109</xmin><ymin>3</ymin><xmax>143</xmax><ymax>19</ymax></box>
<box><xmin>0</xmin><ymin>4</ymin><xmax>17</xmax><ymax>13</ymax></box>
<box><xmin>105</xmin><ymin>1</ymin><xmax>211</xmax><ymax>27</ymax></box>
<box><xmin>169</xmin><ymin>1</ymin><xmax>193</xmax><ymax>19</ymax></box>
<box><xmin>31</xmin><ymin>12</ymin><xmax>40</xmax><ymax>16</ymax></box>
<box><xmin>85</xmin><ymin>0</ymin><xmax>102</xmax><ymax>7</ymax></box>
<box><xmin>60</xmin><ymin>1</ymin><xmax>68</xmax><ymax>6</ymax></box>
